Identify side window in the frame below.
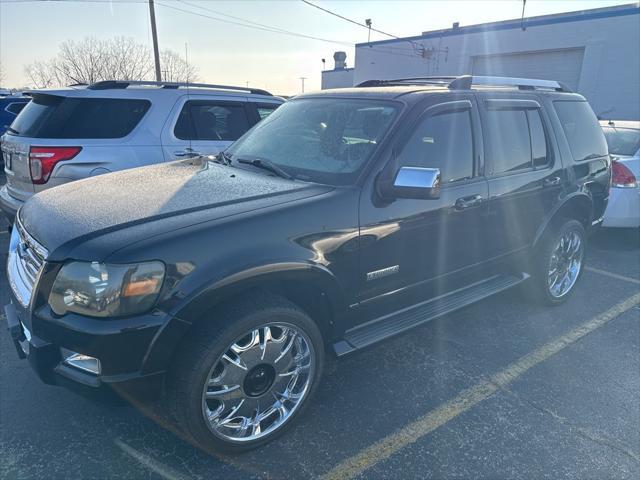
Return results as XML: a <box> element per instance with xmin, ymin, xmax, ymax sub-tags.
<box><xmin>6</xmin><ymin>102</ymin><xmax>28</xmax><ymax>115</ymax></box>
<box><xmin>174</xmin><ymin>101</ymin><xmax>250</xmax><ymax>141</ymax></box>
<box><xmin>396</xmin><ymin>109</ymin><xmax>474</xmax><ymax>184</ymax></box>
<box><xmin>255</xmin><ymin>103</ymin><xmax>279</xmax><ymax>120</ymax></box>
<box><xmin>554</xmin><ymin>101</ymin><xmax>607</xmax><ymax>161</ymax></box>
<box><xmin>528</xmin><ymin>110</ymin><xmax>549</xmax><ymax>168</ymax></box>
<box><xmin>485</xmin><ymin>109</ymin><xmax>531</xmax><ymax>174</ymax></box>
<box><xmin>485</xmin><ymin>107</ymin><xmax>550</xmax><ymax>175</ymax></box>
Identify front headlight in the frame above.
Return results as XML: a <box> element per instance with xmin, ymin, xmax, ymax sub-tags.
<box><xmin>49</xmin><ymin>261</ymin><xmax>165</xmax><ymax>318</ymax></box>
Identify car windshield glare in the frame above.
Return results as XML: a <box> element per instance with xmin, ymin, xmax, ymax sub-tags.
<box><xmin>226</xmin><ymin>98</ymin><xmax>399</xmax><ymax>185</ymax></box>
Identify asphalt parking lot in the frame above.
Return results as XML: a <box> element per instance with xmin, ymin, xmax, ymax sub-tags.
<box><xmin>0</xmin><ymin>181</ymin><xmax>638</xmax><ymax>479</ymax></box>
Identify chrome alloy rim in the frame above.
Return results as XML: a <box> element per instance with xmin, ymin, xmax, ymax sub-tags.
<box><xmin>201</xmin><ymin>323</ymin><xmax>315</xmax><ymax>442</ymax></box>
<box><xmin>547</xmin><ymin>231</ymin><xmax>584</xmax><ymax>298</ymax></box>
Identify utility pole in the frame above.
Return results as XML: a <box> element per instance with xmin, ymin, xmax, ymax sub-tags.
<box><xmin>299</xmin><ymin>77</ymin><xmax>307</xmax><ymax>93</ymax></box>
<box><xmin>148</xmin><ymin>0</ymin><xmax>162</xmax><ymax>81</ymax></box>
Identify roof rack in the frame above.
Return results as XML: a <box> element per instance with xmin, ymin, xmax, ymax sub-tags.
<box><xmin>357</xmin><ymin>75</ymin><xmax>572</xmax><ymax>93</ymax></box>
<box><xmin>87</xmin><ymin>80</ymin><xmax>273</xmax><ymax>96</ymax></box>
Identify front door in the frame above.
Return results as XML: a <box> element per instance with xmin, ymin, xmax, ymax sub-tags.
<box><xmin>356</xmin><ymin>96</ymin><xmax>489</xmax><ymax>324</ymax></box>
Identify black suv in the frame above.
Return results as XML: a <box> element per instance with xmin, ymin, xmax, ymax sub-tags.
<box><xmin>5</xmin><ymin>75</ymin><xmax>610</xmax><ymax>452</ymax></box>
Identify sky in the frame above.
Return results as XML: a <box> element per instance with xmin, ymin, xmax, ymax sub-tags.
<box><xmin>0</xmin><ymin>0</ymin><xmax>633</xmax><ymax>95</ymax></box>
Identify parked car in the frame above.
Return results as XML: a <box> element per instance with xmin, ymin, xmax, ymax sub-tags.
<box><xmin>0</xmin><ymin>95</ymin><xmax>30</xmax><ymax>166</ymax></box>
<box><xmin>600</xmin><ymin>120</ymin><xmax>639</xmax><ymax>228</ymax></box>
<box><xmin>0</xmin><ymin>80</ymin><xmax>284</xmax><ymax>223</ymax></box>
<box><xmin>5</xmin><ymin>75</ymin><xmax>610</xmax><ymax>453</ymax></box>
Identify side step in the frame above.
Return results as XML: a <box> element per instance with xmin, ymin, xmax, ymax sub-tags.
<box><xmin>335</xmin><ymin>273</ymin><xmax>529</xmax><ymax>356</ymax></box>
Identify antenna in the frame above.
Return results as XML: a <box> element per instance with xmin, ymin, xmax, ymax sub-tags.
<box><xmin>185</xmin><ymin>42</ymin><xmax>193</xmax><ymax>156</ymax></box>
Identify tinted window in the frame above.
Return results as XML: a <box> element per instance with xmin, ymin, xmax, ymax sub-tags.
<box><xmin>485</xmin><ymin>109</ymin><xmax>532</xmax><ymax>174</ymax></box>
<box><xmin>528</xmin><ymin>110</ymin><xmax>549</xmax><ymax>168</ymax></box>
<box><xmin>397</xmin><ymin>110</ymin><xmax>473</xmax><ymax>183</ymax></box>
<box><xmin>256</xmin><ymin>104</ymin><xmax>279</xmax><ymax>120</ymax></box>
<box><xmin>6</xmin><ymin>101</ymin><xmax>28</xmax><ymax>115</ymax></box>
<box><xmin>602</xmin><ymin>126</ymin><xmax>640</xmax><ymax>156</ymax></box>
<box><xmin>554</xmin><ymin>101</ymin><xmax>607</xmax><ymax>161</ymax></box>
<box><xmin>10</xmin><ymin>95</ymin><xmax>150</xmax><ymax>139</ymax></box>
<box><xmin>226</xmin><ymin>98</ymin><xmax>398</xmax><ymax>186</ymax></box>
<box><xmin>175</xmin><ymin>102</ymin><xmax>250</xmax><ymax>141</ymax></box>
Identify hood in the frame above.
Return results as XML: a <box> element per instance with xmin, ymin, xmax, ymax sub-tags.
<box><xmin>20</xmin><ymin>158</ymin><xmax>327</xmax><ymax>256</ymax></box>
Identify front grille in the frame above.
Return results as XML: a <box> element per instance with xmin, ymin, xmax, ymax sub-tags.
<box><xmin>7</xmin><ymin>218</ymin><xmax>48</xmax><ymax>308</ymax></box>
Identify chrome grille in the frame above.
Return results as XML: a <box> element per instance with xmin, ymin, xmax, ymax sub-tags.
<box><xmin>7</xmin><ymin>217</ymin><xmax>48</xmax><ymax>308</ymax></box>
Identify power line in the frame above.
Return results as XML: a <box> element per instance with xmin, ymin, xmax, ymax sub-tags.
<box><xmin>300</xmin><ymin>0</ymin><xmax>424</xmax><ymax>54</ymax></box>
<box><xmin>155</xmin><ymin>1</ymin><xmax>355</xmax><ymax>47</ymax></box>
<box><xmin>1</xmin><ymin>0</ymin><xmax>420</xmax><ymax>60</ymax></box>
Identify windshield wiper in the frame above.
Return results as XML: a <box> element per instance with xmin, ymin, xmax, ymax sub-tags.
<box><xmin>237</xmin><ymin>157</ymin><xmax>293</xmax><ymax>180</ymax></box>
<box><xmin>5</xmin><ymin>126</ymin><xmax>19</xmax><ymax>135</ymax></box>
<box><xmin>213</xmin><ymin>151</ymin><xmax>232</xmax><ymax>165</ymax></box>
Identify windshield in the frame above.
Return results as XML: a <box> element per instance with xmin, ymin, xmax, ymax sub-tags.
<box><xmin>226</xmin><ymin>97</ymin><xmax>399</xmax><ymax>185</ymax></box>
<box><xmin>602</xmin><ymin>126</ymin><xmax>640</xmax><ymax>156</ymax></box>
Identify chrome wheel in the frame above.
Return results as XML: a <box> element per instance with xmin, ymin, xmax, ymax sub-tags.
<box><xmin>547</xmin><ymin>230</ymin><xmax>584</xmax><ymax>298</ymax></box>
<box><xmin>201</xmin><ymin>323</ymin><xmax>315</xmax><ymax>443</ymax></box>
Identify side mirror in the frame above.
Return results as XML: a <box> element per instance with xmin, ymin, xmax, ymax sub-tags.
<box><xmin>378</xmin><ymin>166</ymin><xmax>441</xmax><ymax>200</ymax></box>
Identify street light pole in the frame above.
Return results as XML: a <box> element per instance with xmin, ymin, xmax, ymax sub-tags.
<box><xmin>148</xmin><ymin>0</ymin><xmax>162</xmax><ymax>81</ymax></box>
<box><xmin>299</xmin><ymin>77</ymin><xmax>307</xmax><ymax>93</ymax></box>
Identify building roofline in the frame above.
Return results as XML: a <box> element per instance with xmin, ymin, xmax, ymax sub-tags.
<box><xmin>356</xmin><ymin>3</ymin><xmax>639</xmax><ymax>47</ymax></box>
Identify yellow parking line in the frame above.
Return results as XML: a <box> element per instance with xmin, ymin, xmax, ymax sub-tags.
<box><xmin>585</xmin><ymin>266</ymin><xmax>640</xmax><ymax>285</ymax></box>
<box><xmin>320</xmin><ymin>292</ymin><xmax>640</xmax><ymax>480</ymax></box>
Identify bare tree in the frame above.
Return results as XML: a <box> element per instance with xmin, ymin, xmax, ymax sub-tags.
<box><xmin>24</xmin><ymin>37</ymin><xmax>198</xmax><ymax>88</ymax></box>
<box><xmin>160</xmin><ymin>49</ymin><xmax>199</xmax><ymax>83</ymax></box>
<box><xmin>25</xmin><ymin>61</ymin><xmax>60</xmax><ymax>88</ymax></box>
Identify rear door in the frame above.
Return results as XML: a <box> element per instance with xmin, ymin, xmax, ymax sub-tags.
<box><xmin>478</xmin><ymin>94</ymin><xmax>564</xmax><ymax>260</ymax></box>
<box><xmin>161</xmin><ymin>96</ymin><xmax>252</xmax><ymax>160</ymax></box>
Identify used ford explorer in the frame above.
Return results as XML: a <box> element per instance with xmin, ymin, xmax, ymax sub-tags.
<box><xmin>5</xmin><ymin>75</ymin><xmax>610</xmax><ymax>453</ymax></box>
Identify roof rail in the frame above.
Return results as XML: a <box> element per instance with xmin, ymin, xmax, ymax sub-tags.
<box><xmin>87</xmin><ymin>80</ymin><xmax>273</xmax><ymax>96</ymax></box>
<box><xmin>448</xmin><ymin>75</ymin><xmax>572</xmax><ymax>92</ymax></box>
<box><xmin>357</xmin><ymin>75</ymin><xmax>572</xmax><ymax>93</ymax></box>
<box><xmin>356</xmin><ymin>77</ymin><xmax>456</xmax><ymax>88</ymax></box>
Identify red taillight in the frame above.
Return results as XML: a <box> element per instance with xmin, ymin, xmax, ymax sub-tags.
<box><xmin>29</xmin><ymin>146</ymin><xmax>82</xmax><ymax>184</ymax></box>
<box><xmin>611</xmin><ymin>161</ymin><xmax>637</xmax><ymax>188</ymax></box>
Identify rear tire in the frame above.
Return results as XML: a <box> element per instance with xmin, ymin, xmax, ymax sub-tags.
<box><xmin>165</xmin><ymin>292</ymin><xmax>324</xmax><ymax>454</ymax></box>
<box><xmin>528</xmin><ymin>219</ymin><xmax>587</xmax><ymax>305</ymax></box>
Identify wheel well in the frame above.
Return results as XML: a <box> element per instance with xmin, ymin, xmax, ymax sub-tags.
<box><xmin>549</xmin><ymin>195</ymin><xmax>592</xmax><ymax>232</ymax></box>
<box><xmin>185</xmin><ymin>279</ymin><xmax>336</xmax><ymax>346</ymax></box>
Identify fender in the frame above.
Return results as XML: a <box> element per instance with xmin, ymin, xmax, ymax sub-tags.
<box><xmin>140</xmin><ymin>262</ymin><xmax>347</xmax><ymax>374</ymax></box>
<box><xmin>174</xmin><ymin>261</ymin><xmax>347</xmax><ymax>322</ymax></box>
<box><xmin>532</xmin><ymin>191</ymin><xmax>593</xmax><ymax>247</ymax></box>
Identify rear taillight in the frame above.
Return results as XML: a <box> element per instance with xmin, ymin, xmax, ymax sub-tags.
<box><xmin>29</xmin><ymin>146</ymin><xmax>81</xmax><ymax>184</ymax></box>
<box><xmin>611</xmin><ymin>161</ymin><xmax>637</xmax><ymax>188</ymax></box>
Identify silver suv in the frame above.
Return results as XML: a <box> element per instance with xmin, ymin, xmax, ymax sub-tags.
<box><xmin>0</xmin><ymin>80</ymin><xmax>284</xmax><ymax>222</ymax></box>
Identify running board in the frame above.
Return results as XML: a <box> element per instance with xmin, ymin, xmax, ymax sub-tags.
<box><xmin>334</xmin><ymin>273</ymin><xmax>529</xmax><ymax>356</ymax></box>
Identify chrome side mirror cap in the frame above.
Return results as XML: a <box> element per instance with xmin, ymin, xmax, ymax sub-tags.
<box><xmin>378</xmin><ymin>166</ymin><xmax>441</xmax><ymax>200</ymax></box>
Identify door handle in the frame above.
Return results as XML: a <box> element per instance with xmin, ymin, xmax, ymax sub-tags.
<box><xmin>174</xmin><ymin>148</ymin><xmax>201</xmax><ymax>158</ymax></box>
<box><xmin>455</xmin><ymin>194</ymin><xmax>484</xmax><ymax>210</ymax></box>
<box><xmin>543</xmin><ymin>176</ymin><xmax>561</xmax><ymax>187</ymax></box>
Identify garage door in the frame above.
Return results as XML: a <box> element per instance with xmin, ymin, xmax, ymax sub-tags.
<box><xmin>471</xmin><ymin>48</ymin><xmax>585</xmax><ymax>91</ymax></box>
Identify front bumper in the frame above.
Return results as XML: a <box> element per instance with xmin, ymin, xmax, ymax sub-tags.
<box><xmin>4</xmin><ymin>300</ymin><xmax>170</xmax><ymax>400</ymax></box>
<box><xmin>0</xmin><ymin>185</ymin><xmax>24</xmax><ymax>224</ymax></box>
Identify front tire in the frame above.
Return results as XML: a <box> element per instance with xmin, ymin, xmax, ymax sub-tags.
<box><xmin>166</xmin><ymin>293</ymin><xmax>324</xmax><ymax>453</ymax></box>
<box><xmin>529</xmin><ymin>219</ymin><xmax>587</xmax><ymax>305</ymax></box>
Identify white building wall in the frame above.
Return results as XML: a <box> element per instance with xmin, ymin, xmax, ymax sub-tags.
<box><xmin>353</xmin><ymin>5</ymin><xmax>640</xmax><ymax>120</ymax></box>
<box><xmin>321</xmin><ymin>68</ymin><xmax>355</xmax><ymax>89</ymax></box>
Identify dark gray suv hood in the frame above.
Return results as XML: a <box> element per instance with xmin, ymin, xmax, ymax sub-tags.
<box><xmin>20</xmin><ymin>158</ymin><xmax>326</xmax><ymax>256</ymax></box>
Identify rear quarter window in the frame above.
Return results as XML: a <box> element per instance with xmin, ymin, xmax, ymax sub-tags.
<box><xmin>554</xmin><ymin>101</ymin><xmax>607</xmax><ymax>161</ymax></box>
<box><xmin>10</xmin><ymin>95</ymin><xmax>150</xmax><ymax>139</ymax></box>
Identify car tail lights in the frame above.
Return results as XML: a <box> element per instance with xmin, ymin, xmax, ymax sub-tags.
<box><xmin>611</xmin><ymin>160</ymin><xmax>637</xmax><ymax>188</ymax></box>
<box><xmin>29</xmin><ymin>146</ymin><xmax>82</xmax><ymax>184</ymax></box>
